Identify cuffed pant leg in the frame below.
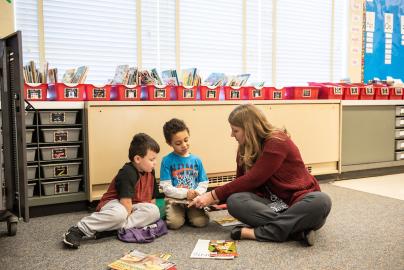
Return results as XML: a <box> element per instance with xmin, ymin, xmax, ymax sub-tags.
<box><xmin>77</xmin><ymin>199</ymin><xmax>127</xmax><ymax>237</ymax></box>
<box><xmin>125</xmin><ymin>203</ymin><xmax>160</xmax><ymax>229</ymax></box>
<box><xmin>227</xmin><ymin>191</ymin><xmax>332</xmax><ymax>242</ymax></box>
<box><xmin>165</xmin><ymin>200</ymin><xmax>186</xmax><ymax>230</ymax></box>
<box><xmin>187</xmin><ymin>207</ymin><xmax>209</xmax><ymax>228</ymax></box>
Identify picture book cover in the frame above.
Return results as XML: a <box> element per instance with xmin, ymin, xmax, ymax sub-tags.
<box><xmin>190</xmin><ymin>239</ymin><xmax>238</xmax><ymax>260</ymax></box>
<box><xmin>108</xmin><ymin>249</ymin><xmax>176</xmax><ymax>270</ymax></box>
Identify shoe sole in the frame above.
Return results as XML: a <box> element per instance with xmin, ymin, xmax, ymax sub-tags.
<box><xmin>305</xmin><ymin>230</ymin><xmax>315</xmax><ymax>246</ymax></box>
<box><xmin>63</xmin><ymin>233</ymin><xmax>79</xmax><ymax>249</ymax></box>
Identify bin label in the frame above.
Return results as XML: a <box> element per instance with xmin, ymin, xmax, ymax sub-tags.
<box><xmin>54</xmin><ymin>131</ymin><xmax>68</xmax><ymax>142</ymax></box>
<box><xmin>381</xmin><ymin>87</ymin><xmax>389</xmax><ymax>95</ymax></box>
<box><xmin>395</xmin><ymin>88</ymin><xmax>403</xmax><ymax>95</ymax></box>
<box><xmin>125</xmin><ymin>89</ymin><xmax>137</xmax><ymax>98</ymax></box>
<box><xmin>206</xmin><ymin>90</ymin><xmax>216</xmax><ymax>99</ymax></box>
<box><xmin>302</xmin><ymin>89</ymin><xmax>312</xmax><ymax>97</ymax></box>
<box><xmin>64</xmin><ymin>88</ymin><xmax>78</xmax><ymax>98</ymax></box>
<box><xmin>50</xmin><ymin>112</ymin><xmax>65</xmax><ymax>123</ymax></box>
<box><xmin>154</xmin><ymin>88</ymin><xmax>167</xmax><ymax>98</ymax></box>
<box><xmin>333</xmin><ymin>87</ymin><xmax>342</xmax><ymax>95</ymax></box>
<box><xmin>27</xmin><ymin>89</ymin><xmax>42</xmax><ymax>99</ymax></box>
<box><xmin>54</xmin><ymin>165</ymin><xmax>68</xmax><ymax>177</ymax></box>
<box><xmin>52</xmin><ymin>148</ymin><xmax>67</xmax><ymax>159</ymax></box>
<box><xmin>230</xmin><ymin>90</ymin><xmax>240</xmax><ymax>99</ymax></box>
<box><xmin>272</xmin><ymin>91</ymin><xmax>282</xmax><ymax>99</ymax></box>
<box><xmin>350</xmin><ymin>87</ymin><xmax>359</xmax><ymax>95</ymax></box>
<box><xmin>183</xmin><ymin>89</ymin><xmax>194</xmax><ymax>98</ymax></box>
<box><xmin>253</xmin><ymin>89</ymin><xmax>262</xmax><ymax>98</ymax></box>
<box><xmin>365</xmin><ymin>87</ymin><xmax>374</xmax><ymax>95</ymax></box>
<box><xmin>55</xmin><ymin>182</ymin><xmax>69</xmax><ymax>194</ymax></box>
<box><xmin>93</xmin><ymin>88</ymin><xmax>106</xmax><ymax>98</ymax></box>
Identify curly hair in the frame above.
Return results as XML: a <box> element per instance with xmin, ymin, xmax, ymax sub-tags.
<box><xmin>163</xmin><ymin>118</ymin><xmax>190</xmax><ymax>144</ymax></box>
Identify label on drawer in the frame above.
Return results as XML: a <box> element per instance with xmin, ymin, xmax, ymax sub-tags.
<box><xmin>52</xmin><ymin>148</ymin><xmax>67</xmax><ymax>159</ymax></box>
<box><xmin>401</xmin><ymin>108</ymin><xmax>404</xmax><ymax>114</ymax></box>
<box><xmin>401</xmin><ymin>120</ymin><xmax>404</xmax><ymax>125</ymax></box>
<box><xmin>400</xmin><ymin>131</ymin><xmax>404</xmax><ymax>136</ymax></box>
<box><xmin>51</xmin><ymin>112</ymin><xmax>65</xmax><ymax>123</ymax></box>
<box><xmin>55</xmin><ymin>182</ymin><xmax>69</xmax><ymax>194</ymax></box>
<box><xmin>54</xmin><ymin>165</ymin><xmax>68</xmax><ymax>177</ymax></box>
<box><xmin>400</xmin><ymin>153</ymin><xmax>404</xmax><ymax>159</ymax></box>
<box><xmin>401</xmin><ymin>143</ymin><xmax>404</xmax><ymax>148</ymax></box>
<box><xmin>54</xmin><ymin>131</ymin><xmax>68</xmax><ymax>142</ymax></box>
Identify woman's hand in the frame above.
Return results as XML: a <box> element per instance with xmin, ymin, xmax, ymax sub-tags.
<box><xmin>188</xmin><ymin>191</ymin><xmax>218</xmax><ymax>209</ymax></box>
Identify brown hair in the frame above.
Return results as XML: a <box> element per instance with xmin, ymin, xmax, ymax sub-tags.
<box><xmin>228</xmin><ymin>104</ymin><xmax>287</xmax><ymax>170</ymax></box>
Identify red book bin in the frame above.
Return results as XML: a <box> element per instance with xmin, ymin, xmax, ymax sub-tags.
<box><xmin>244</xmin><ymin>86</ymin><xmax>266</xmax><ymax>100</ymax></box>
<box><xmin>342</xmin><ymin>85</ymin><xmax>360</xmax><ymax>100</ymax></box>
<box><xmin>199</xmin><ymin>85</ymin><xmax>220</xmax><ymax>100</ymax></box>
<box><xmin>85</xmin><ymin>84</ymin><xmax>111</xmax><ymax>101</ymax></box>
<box><xmin>224</xmin><ymin>86</ymin><xmax>244</xmax><ymax>100</ymax></box>
<box><xmin>267</xmin><ymin>87</ymin><xmax>285</xmax><ymax>100</ymax></box>
<box><xmin>176</xmin><ymin>86</ymin><xmax>197</xmax><ymax>100</ymax></box>
<box><xmin>285</xmin><ymin>86</ymin><xmax>319</xmax><ymax>99</ymax></box>
<box><xmin>113</xmin><ymin>85</ymin><xmax>141</xmax><ymax>101</ymax></box>
<box><xmin>359</xmin><ymin>85</ymin><xmax>374</xmax><ymax>100</ymax></box>
<box><xmin>24</xmin><ymin>83</ymin><xmax>48</xmax><ymax>101</ymax></box>
<box><xmin>146</xmin><ymin>85</ymin><xmax>171</xmax><ymax>101</ymax></box>
<box><xmin>318</xmin><ymin>85</ymin><xmax>344</xmax><ymax>99</ymax></box>
<box><xmin>374</xmin><ymin>85</ymin><xmax>390</xmax><ymax>100</ymax></box>
<box><xmin>48</xmin><ymin>83</ymin><xmax>85</xmax><ymax>101</ymax></box>
<box><xmin>390</xmin><ymin>87</ymin><xmax>403</xmax><ymax>100</ymax></box>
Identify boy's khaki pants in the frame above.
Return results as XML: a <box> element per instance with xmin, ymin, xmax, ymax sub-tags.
<box><xmin>165</xmin><ymin>199</ymin><xmax>209</xmax><ymax>229</ymax></box>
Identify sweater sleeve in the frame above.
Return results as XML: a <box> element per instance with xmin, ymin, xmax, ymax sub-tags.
<box><xmin>214</xmin><ymin>138</ymin><xmax>288</xmax><ymax>201</ymax></box>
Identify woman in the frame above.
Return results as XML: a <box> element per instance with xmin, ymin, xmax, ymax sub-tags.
<box><xmin>189</xmin><ymin>104</ymin><xmax>332</xmax><ymax>246</ymax></box>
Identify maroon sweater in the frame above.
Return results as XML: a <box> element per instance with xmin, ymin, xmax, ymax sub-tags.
<box><xmin>214</xmin><ymin>132</ymin><xmax>320</xmax><ymax>206</ymax></box>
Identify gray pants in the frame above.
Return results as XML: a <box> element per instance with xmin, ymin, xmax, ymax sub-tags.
<box><xmin>227</xmin><ymin>191</ymin><xmax>332</xmax><ymax>242</ymax></box>
<box><xmin>77</xmin><ymin>199</ymin><xmax>160</xmax><ymax>237</ymax></box>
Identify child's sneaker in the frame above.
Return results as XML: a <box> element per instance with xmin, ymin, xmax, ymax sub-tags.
<box><xmin>303</xmin><ymin>230</ymin><xmax>315</xmax><ymax>246</ymax></box>
<box><xmin>63</xmin><ymin>226</ymin><xmax>84</xmax><ymax>249</ymax></box>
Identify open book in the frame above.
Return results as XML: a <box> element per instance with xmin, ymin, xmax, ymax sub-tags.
<box><xmin>109</xmin><ymin>249</ymin><xmax>176</xmax><ymax>270</ymax></box>
<box><xmin>190</xmin><ymin>239</ymin><xmax>238</xmax><ymax>260</ymax></box>
<box><xmin>213</xmin><ymin>215</ymin><xmax>243</xmax><ymax>227</ymax></box>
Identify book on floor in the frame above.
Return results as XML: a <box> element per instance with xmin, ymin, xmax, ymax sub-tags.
<box><xmin>108</xmin><ymin>249</ymin><xmax>176</xmax><ymax>270</ymax></box>
<box><xmin>213</xmin><ymin>215</ymin><xmax>243</xmax><ymax>227</ymax></box>
<box><xmin>190</xmin><ymin>239</ymin><xmax>238</xmax><ymax>259</ymax></box>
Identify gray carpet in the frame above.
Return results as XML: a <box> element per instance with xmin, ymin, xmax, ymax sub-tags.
<box><xmin>0</xmin><ymin>183</ymin><xmax>403</xmax><ymax>270</ymax></box>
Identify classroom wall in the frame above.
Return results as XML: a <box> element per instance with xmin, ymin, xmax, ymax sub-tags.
<box><xmin>0</xmin><ymin>0</ymin><xmax>15</xmax><ymax>38</ymax></box>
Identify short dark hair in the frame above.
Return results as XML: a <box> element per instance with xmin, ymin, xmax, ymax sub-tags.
<box><xmin>128</xmin><ymin>133</ymin><xmax>160</xmax><ymax>161</ymax></box>
<box><xmin>163</xmin><ymin>118</ymin><xmax>190</xmax><ymax>144</ymax></box>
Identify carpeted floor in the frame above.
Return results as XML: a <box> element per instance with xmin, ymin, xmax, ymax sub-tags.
<box><xmin>0</xmin><ymin>183</ymin><xmax>403</xmax><ymax>270</ymax></box>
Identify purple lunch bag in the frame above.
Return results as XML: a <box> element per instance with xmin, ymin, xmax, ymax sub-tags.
<box><xmin>117</xmin><ymin>219</ymin><xmax>168</xmax><ymax>243</ymax></box>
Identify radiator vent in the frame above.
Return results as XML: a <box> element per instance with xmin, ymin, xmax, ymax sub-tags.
<box><xmin>208</xmin><ymin>174</ymin><xmax>236</xmax><ymax>187</ymax></box>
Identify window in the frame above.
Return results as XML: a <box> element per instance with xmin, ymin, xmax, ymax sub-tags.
<box><xmin>141</xmin><ymin>0</ymin><xmax>176</xmax><ymax>71</ymax></box>
<box><xmin>179</xmin><ymin>0</ymin><xmax>243</xmax><ymax>78</ymax></box>
<box><xmin>15</xmin><ymin>0</ymin><xmax>40</xmax><ymax>63</ymax></box>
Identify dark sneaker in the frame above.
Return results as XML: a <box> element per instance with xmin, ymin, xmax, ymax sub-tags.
<box><xmin>230</xmin><ymin>225</ymin><xmax>244</xmax><ymax>240</ymax></box>
<box><xmin>63</xmin><ymin>226</ymin><xmax>84</xmax><ymax>249</ymax></box>
<box><xmin>94</xmin><ymin>230</ymin><xmax>117</xmax><ymax>240</ymax></box>
<box><xmin>303</xmin><ymin>230</ymin><xmax>315</xmax><ymax>246</ymax></box>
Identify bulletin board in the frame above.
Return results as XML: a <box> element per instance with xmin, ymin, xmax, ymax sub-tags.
<box><xmin>363</xmin><ymin>0</ymin><xmax>404</xmax><ymax>82</ymax></box>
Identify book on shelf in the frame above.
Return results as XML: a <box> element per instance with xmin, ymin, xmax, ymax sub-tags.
<box><xmin>108</xmin><ymin>249</ymin><xmax>176</xmax><ymax>270</ymax></box>
<box><xmin>213</xmin><ymin>215</ymin><xmax>243</xmax><ymax>227</ymax></box>
<box><xmin>190</xmin><ymin>239</ymin><xmax>238</xmax><ymax>260</ymax></box>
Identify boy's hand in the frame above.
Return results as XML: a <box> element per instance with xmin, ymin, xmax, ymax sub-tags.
<box><xmin>187</xmin><ymin>190</ymin><xmax>198</xmax><ymax>200</ymax></box>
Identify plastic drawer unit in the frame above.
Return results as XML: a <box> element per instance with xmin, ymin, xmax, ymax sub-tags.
<box><xmin>41</xmin><ymin>162</ymin><xmax>80</xmax><ymax>178</ymax></box>
<box><xmin>41</xmin><ymin>179</ymin><xmax>81</xmax><ymax>196</ymax></box>
<box><xmin>39</xmin><ymin>111</ymin><xmax>78</xmax><ymax>125</ymax></box>
<box><xmin>26</xmin><ymin>148</ymin><xmax>36</xmax><ymax>162</ymax></box>
<box><xmin>41</xmin><ymin>128</ymin><xmax>81</xmax><ymax>143</ymax></box>
<box><xmin>40</xmin><ymin>145</ymin><xmax>79</xmax><ymax>160</ymax></box>
<box><xmin>25</xmin><ymin>111</ymin><xmax>35</xmax><ymax>125</ymax></box>
<box><xmin>26</xmin><ymin>129</ymin><xmax>34</xmax><ymax>143</ymax></box>
<box><xmin>27</xmin><ymin>182</ymin><xmax>36</xmax><ymax>197</ymax></box>
<box><xmin>27</xmin><ymin>165</ymin><xmax>37</xmax><ymax>180</ymax></box>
